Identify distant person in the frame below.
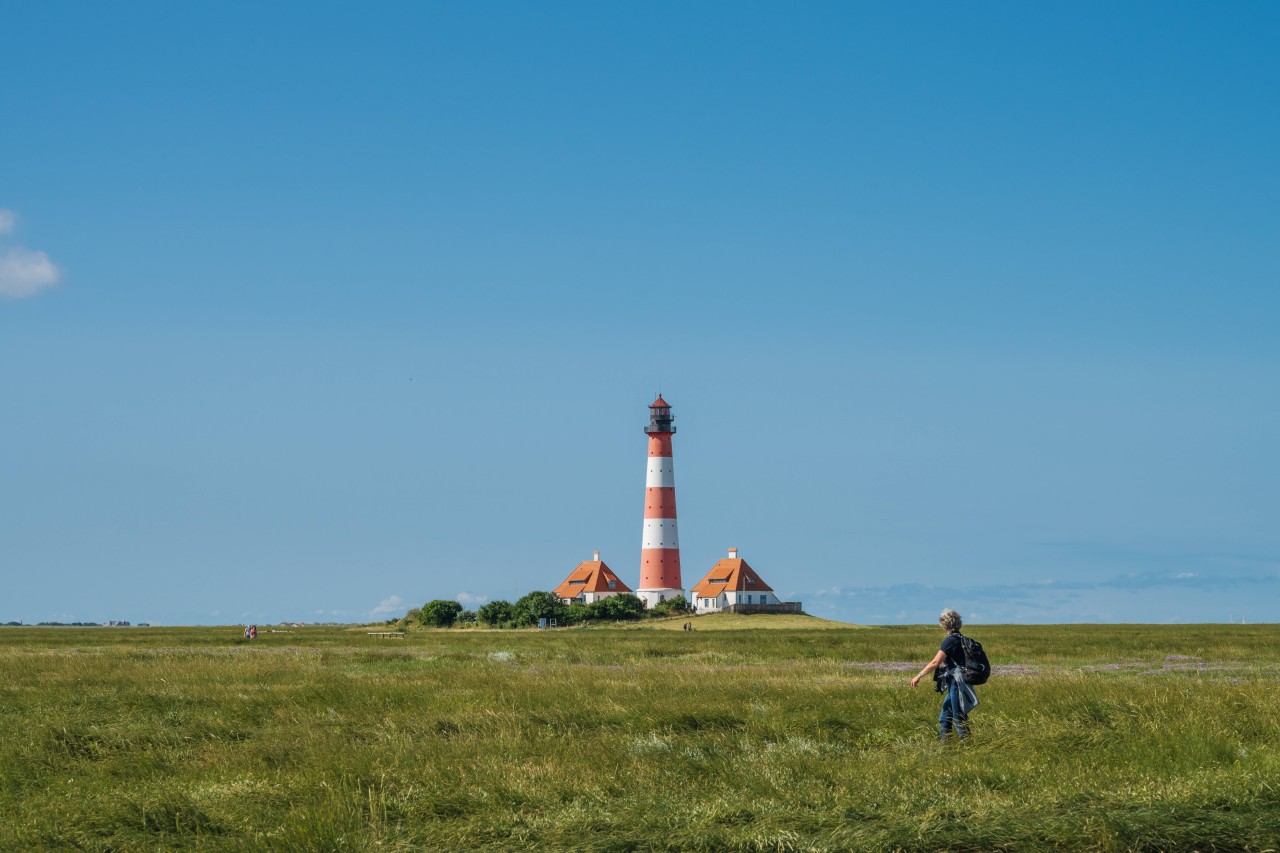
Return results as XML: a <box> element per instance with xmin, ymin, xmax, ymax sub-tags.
<box><xmin>244</xmin><ymin>626</ymin><xmax>251</xmax><ymax>639</ymax></box>
<box><xmin>249</xmin><ymin>625</ymin><xmax>257</xmax><ymax>639</ymax></box>
<box><xmin>909</xmin><ymin>608</ymin><xmax>978</xmax><ymax>740</ymax></box>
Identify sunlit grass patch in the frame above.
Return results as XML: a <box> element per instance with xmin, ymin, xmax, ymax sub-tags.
<box><xmin>2</xmin><ymin>623</ymin><xmax>1279</xmax><ymax>849</ymax></box>
<box><xmin>635</xmin><ymin>612</ymin><xmax>854</xmax><ymax>630</ymax></box>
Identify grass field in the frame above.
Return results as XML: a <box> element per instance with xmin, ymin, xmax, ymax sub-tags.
<box><xmin>2</xmin><ymin>617</ymin><xmax>1278</xmax><ymax>851</ymax></box>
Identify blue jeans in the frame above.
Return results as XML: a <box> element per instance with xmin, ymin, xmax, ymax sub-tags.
<box><xmin>939</xmin><ymin>681</ymin><xmax>968</xmax><ymax>740</ymax></box>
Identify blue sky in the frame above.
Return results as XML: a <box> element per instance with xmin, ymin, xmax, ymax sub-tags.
<box><xmin>2</xmin><ymin>3</ymin><xmax>1277</xmax><ymax>625</ymax></box>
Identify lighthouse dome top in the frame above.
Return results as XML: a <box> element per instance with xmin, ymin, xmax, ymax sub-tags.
<box><xmin>644</xmin><ymin>394</ymin><xmax>676</xmax><ymax>435</ymax></box>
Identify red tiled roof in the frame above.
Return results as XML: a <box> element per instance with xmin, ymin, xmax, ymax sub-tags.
<box><xmin>690</xmin><ymin>557</ymin><xmax>774</xmax><ymax>599</ymax></box>
<box><xmin>650</xmin><ymin>395</ymin><xmax>670</xmax><ymax>408</ymax></box>
<box><xmin>554</xmin><ymin>559</ymin><xmax>633</xmax><ymax>600</ymax></box>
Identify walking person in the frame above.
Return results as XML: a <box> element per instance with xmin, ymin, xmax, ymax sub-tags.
<box><xmin>909</xmin><ymin>608</ymin><xmax>979</xmax><ymax>740</ymax></box>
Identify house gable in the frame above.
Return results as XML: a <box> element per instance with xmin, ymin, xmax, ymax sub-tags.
<box><xmin>690</xmin><ymin>549</ymin><xmax>781</xmax><ymax>612</ymax></box>
<box><xmin>554</xmin><ymin>554</ymin><xmax>633</xmax><ymax>601</ymax></box>
<box><xmin>691</xmin><ymin>558</ymin><xmax>774</xmax><ymax>600</ymax></box>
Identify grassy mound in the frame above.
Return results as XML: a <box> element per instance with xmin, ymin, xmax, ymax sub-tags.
<box><xmin>633</xmin><ymin>611</ymin><xmax>855</xmax><ymax>630</ymax></box>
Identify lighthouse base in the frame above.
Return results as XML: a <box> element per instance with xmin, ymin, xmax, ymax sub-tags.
<box><xmin>636</xmin><ymin>588</ymin><xmax>687</xmax><ymax>609</ymax></box>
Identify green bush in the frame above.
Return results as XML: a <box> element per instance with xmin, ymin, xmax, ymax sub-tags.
<box><xmin>564</xmin><ymin>602</ymin><xmax>590</xmax><ymax>625</ymax></box>
<box><xmin>513</xmin><ymin>591</ymin><xmax>565</xmax><ymax>627</ymax></box>
<box><xmin>650</xmin><ymin>595</ymin><xmax>691</xmax><ymax>617</ymax></box>
<box><xmin>476</xmin><ymin>600</ymin><xmax>514</xmax><ymax>627</ymax></box>
<box><xmin>418</xmin><ymin>600</ymin><xmax>464</xmax><ymax>628</ymax></box>
<box><xmin>590</xmin><ymin>593</ymin><xmax>646</xmax><ymax>621</ymax></box>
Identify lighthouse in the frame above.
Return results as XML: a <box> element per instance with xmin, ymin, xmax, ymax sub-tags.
<box><xmin>638</xmin><ymin>395</ymin><xmax>685</xmax><ymax>607</ymax></box>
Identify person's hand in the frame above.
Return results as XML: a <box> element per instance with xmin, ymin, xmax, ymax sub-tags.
<box><xmin>910</xmin><ymin>675</ymin><xmax>920</xmax><ymax>688</ymax></box>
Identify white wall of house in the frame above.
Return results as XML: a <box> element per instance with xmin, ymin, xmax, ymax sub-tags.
<box><xmin>727</xmin><ymin>590</ymin><xmax>779</xmax><ymax>607</ymax></box>
<box><xmin>694</xmin><ymin>589</ymin><xmax>779</xmax><ymax>613</ymax></box>
<box><xmin>563</xmin><ymin>589</ymin><xmax>628</xmax><ymax>605</ymax></box>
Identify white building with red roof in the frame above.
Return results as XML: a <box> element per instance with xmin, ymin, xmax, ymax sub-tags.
<box><xmin>689</xmin><ymin>548</ymin><xmax>784</xmax><ymax>614</ymax></box>
<box><xmin>554</xmin><ymin>551</ymin><xmax>633</xmax><ymax>605</ymax></box>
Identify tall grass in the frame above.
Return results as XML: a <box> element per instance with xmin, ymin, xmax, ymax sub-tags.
<box><xmin>1</xmin><ymin>622</ymin><xmax>1277</xmax><ymax>850</ymax></box>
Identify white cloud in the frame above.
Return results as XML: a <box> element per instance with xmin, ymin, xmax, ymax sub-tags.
<box><xmin>456</xmin><ymin>591</ymin><xmax>487</xmax><ymax>606</ymax></box>
<box><xmin>0</xmin><ymin>211</ymin><xmax>62</xmax><ymax>300</ymax></box>
<box><xmin>370</xmin><ymin>594</ymin><xmax>405</xmax><ymax>618</ymax></box>
<box><xmin>0</xmin><ymin>247</ymin><xmax>60</xmax><ymax>299</ymax></box>
<box><xmin>1176</xmin><ymin>572</ymin><xmax>1196</xmax><ymax>579</ymax></box>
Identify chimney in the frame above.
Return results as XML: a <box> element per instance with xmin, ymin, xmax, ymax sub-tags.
<box><xmin>728</xmin><ymin>547</ymin><xmax>738</xmax><ymax>559</ymax></box>
<box><xmin>593</xmin><ymin>550</ymin><xmax>600</xmax><ymax>561</ymax></box>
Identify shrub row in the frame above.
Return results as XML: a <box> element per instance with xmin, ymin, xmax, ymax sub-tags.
<box><xmin>404</xmin><ymin>593</ymin><xmax>692</xmax><ymax>629</ymax></box>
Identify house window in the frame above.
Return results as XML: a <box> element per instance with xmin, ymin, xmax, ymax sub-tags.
<box><xmin>608</xmin><ymin>579</ymin><xmax>616</xmax><ymax>589</ymax></box>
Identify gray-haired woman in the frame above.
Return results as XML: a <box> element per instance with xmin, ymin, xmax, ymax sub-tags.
<box><xmin>909</xmin><ymin>608</ymin><xmax>978</xmax><ymax>740</ymax></box>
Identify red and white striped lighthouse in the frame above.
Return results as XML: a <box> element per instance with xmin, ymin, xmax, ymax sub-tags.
<box><xmin>638</xmin><ymin>395</ymin><xmax>684</xmax><ymax>607</ymax></box>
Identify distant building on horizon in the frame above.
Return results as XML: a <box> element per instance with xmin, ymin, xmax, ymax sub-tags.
<box><xmin>690</xmin><ymin>548</ymin><xmax>801</xmax><ymax>615</ymax></box>
<box><xmin>554</xmin><ymin>551</ymin><xmax>633</xmax><ymax>605</ymax></box>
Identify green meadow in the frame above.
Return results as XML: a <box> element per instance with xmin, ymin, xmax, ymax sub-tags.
<box><xmin>2</xmin><ymin>619</ymin><xmax>1278</xmax><ymax>851</ymax></box>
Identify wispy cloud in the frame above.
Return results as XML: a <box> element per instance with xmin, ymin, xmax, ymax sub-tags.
<box><xmin>456</xmin><ymin>591</ymin><xmax>487</xmax><ymax>606</ymax></box>
<box><xmin>0</xmin><ymin>211</ymin><xmax>60</xmax><ymax>299</ymax></box>
<box><xmin>369</xmin><ymin>594</ymin><xmax>405</xmax><ymax>618</ymax></box>
<box><xmin>0</xmin><ymin>247</ymin><xmax>59</xmax><ymax>299</ymax></box>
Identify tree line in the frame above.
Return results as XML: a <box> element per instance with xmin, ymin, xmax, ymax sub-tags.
<box><xmin>403</xmin><ymin>592</ymin><xmax>692</xmax><ymax>629</ymax></box>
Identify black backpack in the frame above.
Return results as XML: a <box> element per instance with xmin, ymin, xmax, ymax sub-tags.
<box><xmin>958</xmin><ymin>633</ymin><xmax>991</xmax><ymax>685</ymax></box>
